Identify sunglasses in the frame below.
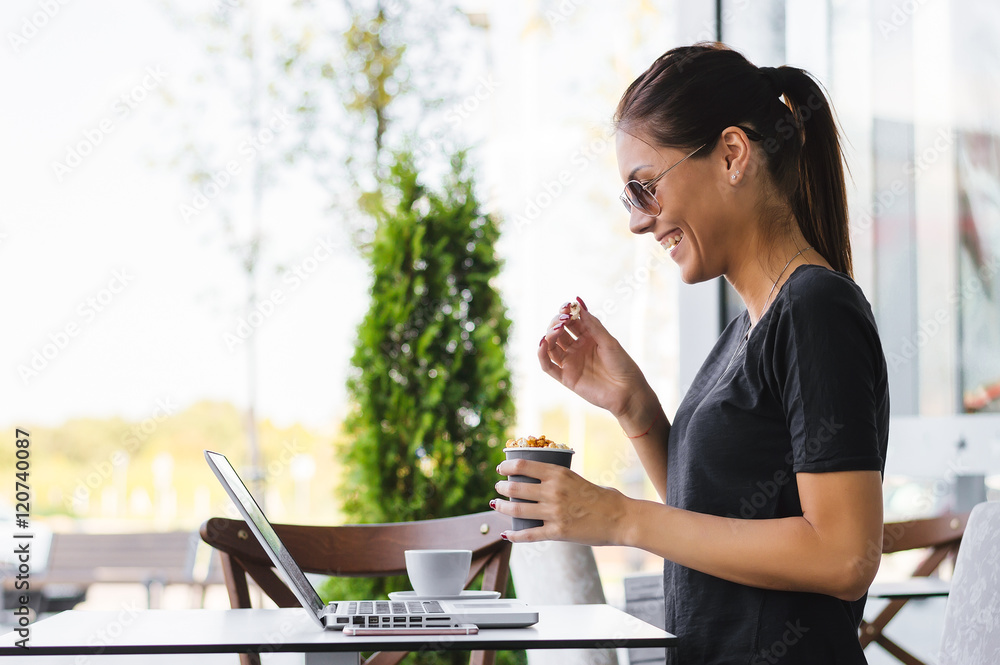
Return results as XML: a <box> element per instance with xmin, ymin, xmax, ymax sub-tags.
<box><xmin>619</xmin><ymin>143</ymin><xmax>707</xmax><ymax>217</ymax></box>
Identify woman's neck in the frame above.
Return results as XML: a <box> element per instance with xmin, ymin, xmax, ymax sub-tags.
<box><xmin>725</xmin><ymin>227</ymin><xmax>818</xmax><ymax>326</ymax></box>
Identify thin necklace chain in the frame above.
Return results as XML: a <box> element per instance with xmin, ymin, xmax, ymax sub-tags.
<box><xmin>722</xmin><ymin>245</ymin><xmax>814</xmax><ymax>375</ymax></box>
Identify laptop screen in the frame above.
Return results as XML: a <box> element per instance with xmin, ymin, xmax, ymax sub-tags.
<box><xmin>204</xmin><ymin>450</ymin><xmax>326</xmax><ymax>619</ymax></box>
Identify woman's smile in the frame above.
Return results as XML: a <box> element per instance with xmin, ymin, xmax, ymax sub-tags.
<box><xmin>658</xmin><ymin>228</ymin><xmax>684</xmax><ymax>252</ymax></box>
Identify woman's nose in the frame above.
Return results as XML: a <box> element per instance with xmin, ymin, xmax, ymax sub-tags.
<box><xmin>629</xmin><ymin>207</ymin><xmax>655</xmax><ymax>235</ymax></box>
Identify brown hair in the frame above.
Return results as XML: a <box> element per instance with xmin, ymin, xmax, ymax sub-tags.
<box><xmin>614</xmin><ymin>42</ymin><xmax>852</xmax><ymax>277</ymax></box>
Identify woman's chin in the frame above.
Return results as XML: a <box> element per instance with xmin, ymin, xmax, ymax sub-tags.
<box><xmin>679</xmin><ymin>269</ymin><xmax>705</xmax><ymax>285</ymax></box>
<box><xmin>676</xmin><ymin>259</ymin><xmax>715</xmax><ymax>285</ymax></box>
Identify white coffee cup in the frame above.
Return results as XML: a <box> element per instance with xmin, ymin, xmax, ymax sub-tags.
<box><xmin>404</xmin><ymin>549</ymin><xmax>472</xmax><ymax>597</ymax></box>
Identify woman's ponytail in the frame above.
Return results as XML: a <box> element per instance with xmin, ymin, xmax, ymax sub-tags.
<box><xmin>769</xmin><ymin>66</ymin><xmax>852</xmax><ymax>277</ymax></box>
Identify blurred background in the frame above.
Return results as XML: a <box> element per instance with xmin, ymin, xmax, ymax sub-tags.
<box><xmin>2</xmin><ymin>1</ymin><xmax>1000</xmax><ymax>663</ymax></box>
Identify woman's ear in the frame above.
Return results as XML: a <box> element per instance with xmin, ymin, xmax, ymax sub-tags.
<box><xmin>720</xmin><ymin>126</ymin><xmax>751</xmax><ymax>184</ymax></box>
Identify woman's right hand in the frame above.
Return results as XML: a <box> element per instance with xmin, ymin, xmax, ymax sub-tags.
<box><xmin>538</xmin><ymin>297</ymin><xmax>654</xmax><ymax>422</ymax></box>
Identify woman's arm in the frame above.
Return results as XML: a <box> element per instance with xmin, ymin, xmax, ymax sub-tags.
<box><xmin>494</xmin><ymin>465</ymin><xmax>883</xmax><ymax>602</ymax></box>
<box><xmin>624</xmin><ymin>469</ymin><xmax>884</xmax><ymax>601</ymax></box>
<box><xmin>614</xmin><ymin>392</ymin><xmax>671</xmax><ymax>502</ymax></box>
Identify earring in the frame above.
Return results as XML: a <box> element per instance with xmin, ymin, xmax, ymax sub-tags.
<box><xmin>731</xmin><ymin>170</ymin><xmax>740</xmax><ymax>181</ymax></box>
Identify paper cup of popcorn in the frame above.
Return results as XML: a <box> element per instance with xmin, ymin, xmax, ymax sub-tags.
<box><xmin>503</xmin><ymin>436</ymin><xmax>574</xmax><ymax>530</ymax></box>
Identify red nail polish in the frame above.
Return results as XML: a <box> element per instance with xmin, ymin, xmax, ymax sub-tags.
<box><xmin>553</xmin><ymin>322</ymin><xmax>564</xmax><ymax>331</ymax></box>
<box><xmin>576</xmin><ymin>296</ymin><xmax>588</xmax><ymax>311</ymax></box>
<box><xmin>489</xmin><ymin>499</ymin><xmax>496</xmax><ymax>510</ymax></box>
<box><xmin>539</xmin><ymin>336</ymin><xmax>546</xmax><ymax>347</ymax></box>
<box><xmin>558</xmin><ymin>314</ymin><xmax>571</xmax><ymax>321</ymax></box>
<box><xmin>500</xmin><ymin>532</ymin><xmax>509</xmax><ymax>541</ymax></box>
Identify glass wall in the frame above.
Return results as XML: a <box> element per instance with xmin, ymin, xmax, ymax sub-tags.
<box><xmin>703</xmin><ymin>0</ymin><xmax>1000</xmax><ymax>419</ymax></box>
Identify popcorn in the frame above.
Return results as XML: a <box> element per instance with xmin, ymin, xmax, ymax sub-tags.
<box><xmin>569</xmin><ymin>301</ymin><xmax>581</xmax><ymax>321</ymax></box>
<box><xmin>504</xmin><ymin>435</ymin><xmax>571</xmax><ymax>450</ymax></box>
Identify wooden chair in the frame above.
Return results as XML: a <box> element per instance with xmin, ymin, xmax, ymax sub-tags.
<box><xmin>200</xmin><ymin>511</ymin><xmax>512</xmax><ymax>665</ymax></box>
<box><xmin>860</xmin><ymin>511</ymin><xmax>971</xmax><ymax>665</ymax></box>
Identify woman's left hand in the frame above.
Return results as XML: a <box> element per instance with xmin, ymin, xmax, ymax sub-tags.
<box><xmin>492</xmin><ymin>458</ymin><xmax>631</xmax><ymax>545</ymax></box>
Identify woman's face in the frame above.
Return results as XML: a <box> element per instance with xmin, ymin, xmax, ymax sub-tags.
<box><xmin>615</xmin><ymin>129</ymin><xmax>741</xmax><ymax>284</ymax></box>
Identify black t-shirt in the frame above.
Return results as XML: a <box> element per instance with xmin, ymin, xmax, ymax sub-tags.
<box><xmin>663</xmin><ymin>264</ymin><xmax>889</xmax><ymax>664</ymax></box>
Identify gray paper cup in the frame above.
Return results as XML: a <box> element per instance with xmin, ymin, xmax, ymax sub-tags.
<box><xmin>503</xmin><ymin>447</ymin><xmax>574</xmax><ymax>530</ymax></box>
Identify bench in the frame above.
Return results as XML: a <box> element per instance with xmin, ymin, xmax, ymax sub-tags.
<box><xmin>3</xmin><ymin>531</ymin><xmax>224</xmax><ymax>611</ymax></box>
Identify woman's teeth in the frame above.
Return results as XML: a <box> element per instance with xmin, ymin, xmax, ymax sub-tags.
<box><xmin>663</xmin><ymin>231</ymin><xmax>684</xmax><ymax>250</ymax></box>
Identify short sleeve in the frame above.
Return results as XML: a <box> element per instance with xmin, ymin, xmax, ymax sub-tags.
<box><xmin>769</xmin><ymin>272</ymin><xmax>888</xmax><ymax>475</ymax></box>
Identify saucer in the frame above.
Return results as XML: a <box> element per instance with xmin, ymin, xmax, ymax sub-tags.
<box><xmin>388</xmin><ymin>590</ymin><xmax>502</xmax><ymax>601</ymax></box>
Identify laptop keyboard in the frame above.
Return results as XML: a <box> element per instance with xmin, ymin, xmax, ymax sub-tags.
<box><xmin>344</xmin><ymin>600</ymin><xmax>444</xmax><ymax>615</ymax></box>
<box><xmin>331</xmin><ymin>600</ymin><xmax>448</xmax><ymax>627</ymax></box>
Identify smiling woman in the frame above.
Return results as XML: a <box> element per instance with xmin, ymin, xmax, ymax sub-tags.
<box><xmin>493</xmin><ymin>42</ymin><xmax>889</xmax><ymax>665</ymax></box>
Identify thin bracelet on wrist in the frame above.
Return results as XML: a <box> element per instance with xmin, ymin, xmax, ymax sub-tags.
<box><xmin>624</xmin><ymin>410</ymin><xmax>662</xmax><ymax>439</ymax></box>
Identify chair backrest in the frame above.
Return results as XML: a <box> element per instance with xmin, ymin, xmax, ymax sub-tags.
<box><xmin>200</xmin><ymin>511</ymin><xmax>512</xmax><ymax>665</ymax></box>
<box><xmin>881</xmin><ymin>512</ymin><xmax>968</xmax><ymax>555</ymax></box>
<box><xmin>880</xmin><ymin>511</ymin><xmax>969</xmax><ymax>579</ymax></box>
<box><xmin>938</xmin><ymin>501</ymin><xmax>1000</xmax><ymax>665</ymax></box>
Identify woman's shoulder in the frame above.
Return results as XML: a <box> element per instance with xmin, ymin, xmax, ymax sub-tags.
<box><xmin>780</xmin><ymin>264</ymin><xmax>873</xmax><ymax>317</ymax></box>
<box><xmin>768</xmin><ymin>264</ymin><xmax>882</xmax><ymax>353</ymax></box>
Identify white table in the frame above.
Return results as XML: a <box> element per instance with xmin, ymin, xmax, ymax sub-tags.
<box><xmin>868</xmin><ymin>578</ymin><xmax>951</xmax><ymax>599</ymax></box>
<box><xmin>0</xmin><ymin>604</ymin><xmax>676</xmax><ymax>663</ymax></box>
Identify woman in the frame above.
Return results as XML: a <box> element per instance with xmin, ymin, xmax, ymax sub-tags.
<box><xmin>492</xmin><ymin>43</ymin><xmax>889</xmax><ymax>664</ymax></box>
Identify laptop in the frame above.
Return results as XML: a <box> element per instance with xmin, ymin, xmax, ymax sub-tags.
<box><xmin>204</xmin><ymin>450</ymin><xmax>538</xmax><ymax>631</ymax></box>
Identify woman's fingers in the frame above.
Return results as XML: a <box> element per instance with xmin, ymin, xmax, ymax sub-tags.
<box><xmin>544</xmin><ymin>340</ymin><xmax>568</xmax><ymax>366</ymax></box>
<box><xmin>540</xmin><ymin>319</ymin><xmax>583</xmax><ymax>366</ymax></box>
<box><xmin>497</xmin><ymin>458</ymin><xmax>559</xmax><ymax>480</ymax></box>
<box><xmin>494</xmin><ymin>480</ymin><xmax>544</xmax><ymax>503</ymax></box>
<box><xmin>537</xmin><ymin>337</ymin><xmax>563</xmax><ymax>378</ymax></box>
<box><xmin>498</xmin><ymin>526</ymin><xmax>541</xmax><ymax>543</ymax></box>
